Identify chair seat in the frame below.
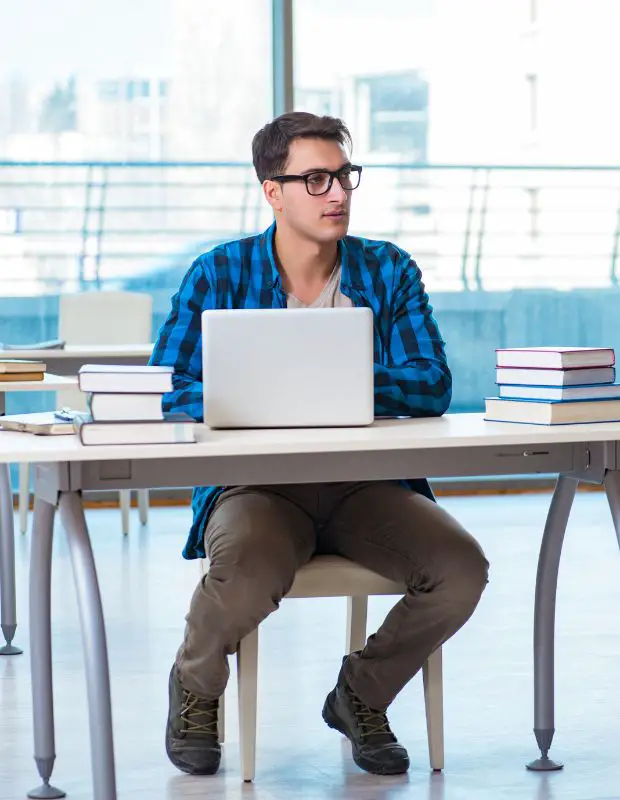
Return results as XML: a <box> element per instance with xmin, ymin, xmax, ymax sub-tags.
<box><xmin>285</xmin><ymin>555</ymin><xmax>406</xmax><ymax>598</ymax></box>
<box><xmin>208</xmin><ymin>551</ymin><xmax>444</xmax><ymax>780</ymax></box>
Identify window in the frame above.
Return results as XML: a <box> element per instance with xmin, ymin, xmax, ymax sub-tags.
<box><xmin>97</xmin><ymin>80</ymin><xmax>121</xmax><ymax>102</ymax></box>
<box><xmin>2</xmin><ymin>0</ymin><xmax>620</xmax><ymax>422</ymax></box>
<box><xmin>294</xmin><ymin>0</ymin><xmax>527</xmax><ymax>163</ymax></box>
<box><xmin>294</xmin><ymin>0</ymin><xmax>620</xmax><ymax>294</ymax></box>
<box><xmin>127</xmin><ymin>80</ymin><xmax>151</xmax><ymax>100</ymax></box>
<box><xmin>0</xmin><ymin>0</ymin><xmax>272</xmax><ymax>161</ymax></box>
<box><xmin>0</xmin><ymin>0</ymin><xmax>273</xmax><ymax>298</ymax></box>
<box><xmin>355</xmin><ymin>72</ymin><xmax>429</xmax><ymax>159</ymax></box>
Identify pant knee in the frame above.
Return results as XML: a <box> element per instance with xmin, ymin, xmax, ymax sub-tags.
<box><xmin>440</xmin><ymin>538</ymin><xmax>489</xmax><ymax>613</ymax></box>
<box><xmin>206</xmin><ymin>537</ymin><xmax>300</xmax><ymax>610</ymax></box>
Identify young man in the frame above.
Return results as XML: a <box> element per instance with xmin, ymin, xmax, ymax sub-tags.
<box><xmin>151</xmin><ymin>111</ymin><xmax>488</xmax><ymax>777</ymax></box>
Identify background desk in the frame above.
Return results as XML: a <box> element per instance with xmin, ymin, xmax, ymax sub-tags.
<box><xmin>2</xmin><ymin>414</ymin><xmax>619</xmax><ymax>799</ymax></box>
<box><xmin>0</xmin><ymin>345</ymin><xmax>153</xmax><ymax>378</ymax></box>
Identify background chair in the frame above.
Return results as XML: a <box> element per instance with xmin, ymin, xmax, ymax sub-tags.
<box><xmin>201</xmin><ymin>554</ymin><xmax>444</xmax><ymax>782</ymax></box>
<box><xmin>18</xmin><ymin>291</ymin><xmax>153</xmax><ymax>535</ymax></box>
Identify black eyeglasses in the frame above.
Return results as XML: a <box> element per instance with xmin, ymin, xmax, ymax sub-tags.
<box><xmin>271</xmin><ymin>164</ymin><xmax>362</xmax><ymax>196</ymax></box>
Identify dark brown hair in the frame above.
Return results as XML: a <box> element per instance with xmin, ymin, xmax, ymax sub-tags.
<box><xmin>251</xmin><ymin>111</ymin><xmax>352</xmax><ymax>183</ymax></box>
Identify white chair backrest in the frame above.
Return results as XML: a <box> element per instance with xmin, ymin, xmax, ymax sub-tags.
<box><xmin>58</xmin><ymin>291</ymin><xmax>153</xmax><ymax>410</ymax></box>
<box><xmin>59</xmin><ymin>291</ymin><xmax>152</xmax><ymax>346</ymax></box>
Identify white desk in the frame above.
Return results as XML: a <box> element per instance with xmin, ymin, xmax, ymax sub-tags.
<box><xmin>0</xmin><ymin>374</ymin><xmax>78</xmax><ymax>657</ymax></box>
<box><xmin>0</xmin><ymin>345</ymin><xmax>153</xmax><ymax>378</ymax></box>
<box><xmin>2</xmin><ymin>414</ymin><xmax>619</xmax><ymax>800</ymax></box>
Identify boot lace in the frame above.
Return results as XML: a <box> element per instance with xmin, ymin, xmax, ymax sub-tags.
<box><xmin>348</xmin><ymin>689</ymin><xmax>395</xmax><ymax>742</ymax></box>
<box><xmin>180</xmin><ymin>691</ymin><xmax>219</xmax><ymax>736</ymax></box>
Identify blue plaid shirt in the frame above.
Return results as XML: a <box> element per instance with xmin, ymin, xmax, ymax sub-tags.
<box><xmin>150</xmin><ymin>222</ymin><xmax>452</xmax><ymax>559</ymax></box>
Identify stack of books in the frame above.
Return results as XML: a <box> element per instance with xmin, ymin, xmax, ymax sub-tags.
<box><xmin>75</xmin><ymin>364</ymin><xmax>195</xmax><ymax>445</ymax></box>
<box><xmin>0</xmin><ymin>359</ymin><xmax>46</xmax><ymax>381</ymax></box>
<box><xmin>485</xmin><ymin>347</ymin><xmax>620</xmax><ymax>425</ymax></box>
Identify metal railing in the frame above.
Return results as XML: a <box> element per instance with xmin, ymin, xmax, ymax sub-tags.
<box><xmin>2</xmin><ymin>161</ymin><xmax>620</xmax><ymax>294</ymax></box>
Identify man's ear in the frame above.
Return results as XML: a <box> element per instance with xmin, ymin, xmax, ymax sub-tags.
<box><xmin>263</xmin><ymin>179</ymin><xmax>283</xmax><ymax>213</ymax></box>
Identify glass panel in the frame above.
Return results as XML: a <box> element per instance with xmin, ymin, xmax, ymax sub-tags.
<box><xmin>293</xmin><ymin>0</ymin><xmax>620</xmax><ymax>413</ymax></box>
<box><xmin>0</xmin><ymin>0</ymin><xmax>272</xmax><ymax>299</ymax></box>
<box><xmin>293</xmin><ymin>0</ymin><xmax>620</xmax><ymax>292</ymax></box>
<box><xmin>0</xmin><ymin>0</ymin><xmax>272</xmax><ymax>161</ymax></box>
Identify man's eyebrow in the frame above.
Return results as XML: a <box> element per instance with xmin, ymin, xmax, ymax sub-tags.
<box><xmin>298</xmin><ymin>161</ymin><xmax>351</xmax><ymax>176</ymax></box>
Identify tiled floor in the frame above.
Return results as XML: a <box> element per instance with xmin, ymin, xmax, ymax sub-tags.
<box><xmin>2</xmin><ymin>490</ymin><xmax>620</xmax><ymax>799</ymax></box>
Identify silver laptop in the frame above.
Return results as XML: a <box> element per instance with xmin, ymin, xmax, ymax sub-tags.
<box><xmin>202</xmin><ymin>307</ymin><xmax>374</xmax><ymax>428</ymax></box>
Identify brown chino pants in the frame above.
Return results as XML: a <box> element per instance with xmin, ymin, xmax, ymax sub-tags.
<box><xmin>177</xmin><ymin>481</ymin><xmax>489</xmax><ymax>711</ymax></box>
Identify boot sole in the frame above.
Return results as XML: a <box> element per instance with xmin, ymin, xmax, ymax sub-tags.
<box><xmin>165</xmin><ymin>728</ymin><xmax>221</xmax><ymax>776</ymax></box>
<box><xmin>322</xmin><ymin>690</ymin><xmax>409</xmax><ymax>776</ymax></box>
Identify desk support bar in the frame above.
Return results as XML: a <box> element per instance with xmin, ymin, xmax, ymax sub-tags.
<box><xmin>59</xmin><ymin>491</ymin><xmax>117</xmax><ymax>800</ymax></box>
<box><xmin>603</xmin><ymin>470</ymin><xmax>620</xmax><ymax>548</ymax></box>
<box><xmin>527</xmin><ymin>474</ymin><xmax>578</xmax><ymax>772</ymax></box>
<box><xmin>0</xmin><ymin>462</ymin><xmax>21</xmax><ymax>655</ymax></box>
<box><xmin>28</xmin><ymin>496</ymin><xmax>64</xmax><ymax>799</ymax></box>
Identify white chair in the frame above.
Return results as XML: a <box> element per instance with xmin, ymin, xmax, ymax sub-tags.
<box><xmin>18</xmin><ymin>291</ymin><xmax>153</xmax><ymax>535</ymax></box>
<box><xmin>201</xmin><ymin>555</ymin><xmax>444</xmax><ymax>782</ymax></box>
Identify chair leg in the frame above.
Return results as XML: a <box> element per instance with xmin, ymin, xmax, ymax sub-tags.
<box><xmin>237</xmin><ymin>628</ymin><xmax>258</xmax><ymax>782</ymax></box>
<box><xmin>18</xmin><ymin>462</ymin><xmax>30</xmax><ymax>534</ymax></box>
<box><xmin>217</xmin><ymin>693</ymin><xmax>225</xmax><ymax>743</ymax></box>
<box><xmin>422</xmin><ymin>646</ymin><xmax>444</xmax><ymax>771</ymax></box>
<box><xmin>119</xmin><ymin>490</ymin><xmax>130</xmax><ymax>535</ymax></box>
<box><xmin>346</xmin><ymin>596</ymin><xmax>368</xmax><ymax>654</ymax></box>
<box><xmin>137</xmin><ymin>489</ymin><xmax>149</xmax><ymax>526</ymax></box>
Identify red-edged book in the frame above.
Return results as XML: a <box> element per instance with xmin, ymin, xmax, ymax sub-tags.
<box><xmin>496</xmin><ymin>347</ymin><xmax>615</xmax><ymax>370</ymax></box>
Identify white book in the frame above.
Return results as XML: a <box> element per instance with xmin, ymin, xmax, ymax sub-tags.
<box><xmin>498</xmin><ymin>383</ymin><xmax>620</xmax><ymax>402</ymax></box>
<box><xmin>78</xmin><ymin>364</ymin><xmax>173</xmax><ymax>394</ymax></box>
<box><xmin>485</xmin><ymin>396</ymin><xmax>620</xmax><ymax>425</ymax></box>
<box><xmin>74</xmin><ymin>412</ymin><xmax>195</xmax><ymax>446</ymax></box>
<box><xmin>496</xmin><ymin>366</ymin><xmax>615</xmax><ymax>387</ymax></box>
<box><xmin>88</xmin><ymin>393</ymin><xmax>164</xmax><ymax>422</ymax></box>
<box><xmin>496</xmin><ymin>347</ymin><xmax>615</xmax><ymax>369</ymax></box>
<box><xmin>0</xmin><ymin>412</ymin><xmax>74</xmax><ymax>436</ymax></box>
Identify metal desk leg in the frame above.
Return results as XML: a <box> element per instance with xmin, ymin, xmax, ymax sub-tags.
<box><xmin>28</xmin><ymin>496</ymin><xmax>64</xmax><ymax>799</ymax></box>
<box><xmin>59</xmin><ymin>491</ymin><xmax>117</xmax><ymax>800</ymax></box>
<box><xmin>527</xmin><ymin>474</ymin><xmax>578</xmax><ymax>771</ymax></box>
<box><xmin>0</xmin><ymin>461</ymin><xmax>21</xmax><ymax>655</ymax></box>
<box><xmin>603</xmin><ymin>470</ymin><xmax>620</xmax><ymax>547</ymax></box>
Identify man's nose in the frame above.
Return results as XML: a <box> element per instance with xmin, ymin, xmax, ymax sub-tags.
<box><xmin>326</xmin><ymin>175</ymin><xmax>348</xmax><ymax>201</ymax></box>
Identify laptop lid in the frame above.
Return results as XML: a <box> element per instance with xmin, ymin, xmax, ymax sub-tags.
<box><xmin>202</xmin><ymin>307</ymin><xmax>374</xmax><ymax>428</ymax></box>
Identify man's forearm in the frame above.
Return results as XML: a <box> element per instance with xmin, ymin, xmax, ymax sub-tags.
<box><xmin>162</xmin><ymin>377</ymin><xmax>204</xmax><ymax>422</ymax></box>
<box><xmin>374</xmin><ymin>362</ymin><xmax>452</xmax><ymax>418</ymax></box>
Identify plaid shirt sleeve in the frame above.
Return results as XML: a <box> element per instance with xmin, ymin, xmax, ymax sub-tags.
<box><xmin>374</xmin><ymin>257</ymin><xmax>452</xmax><ymax>417</ymax></box>
<box><xmin>149</xmin><ymin>256</ymin><xmax>210</xmax><ymax>421</ymax></box>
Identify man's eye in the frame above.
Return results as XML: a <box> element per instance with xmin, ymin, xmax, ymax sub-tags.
<box><xmin>307</xmin><ymin>173</ymin><xmax>327</xmax><ymax>185</ymax></box>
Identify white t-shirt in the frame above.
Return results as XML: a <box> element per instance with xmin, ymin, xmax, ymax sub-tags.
<box><xmin>286</xmin><ymin>262</ymin><xmax>353</xmax><ymax>309</ymax></box>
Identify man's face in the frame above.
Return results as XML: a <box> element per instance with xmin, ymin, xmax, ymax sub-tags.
<box><xmin>266</xmin><ymin>137</ymin><xmax>354</xmax><ymax>244</ymax></box>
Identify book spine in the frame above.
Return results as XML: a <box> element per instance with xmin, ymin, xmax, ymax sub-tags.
<box><xmin>72</xmin><ymin>415</ymin><xmax>88</xmax><ymax>445</ymax></box>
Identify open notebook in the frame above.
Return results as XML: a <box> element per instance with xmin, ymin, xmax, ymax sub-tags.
<box><xmin>0</xmin><ymin>412</ymin><xmax>74</xmax><ymax>435</ymax></box>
